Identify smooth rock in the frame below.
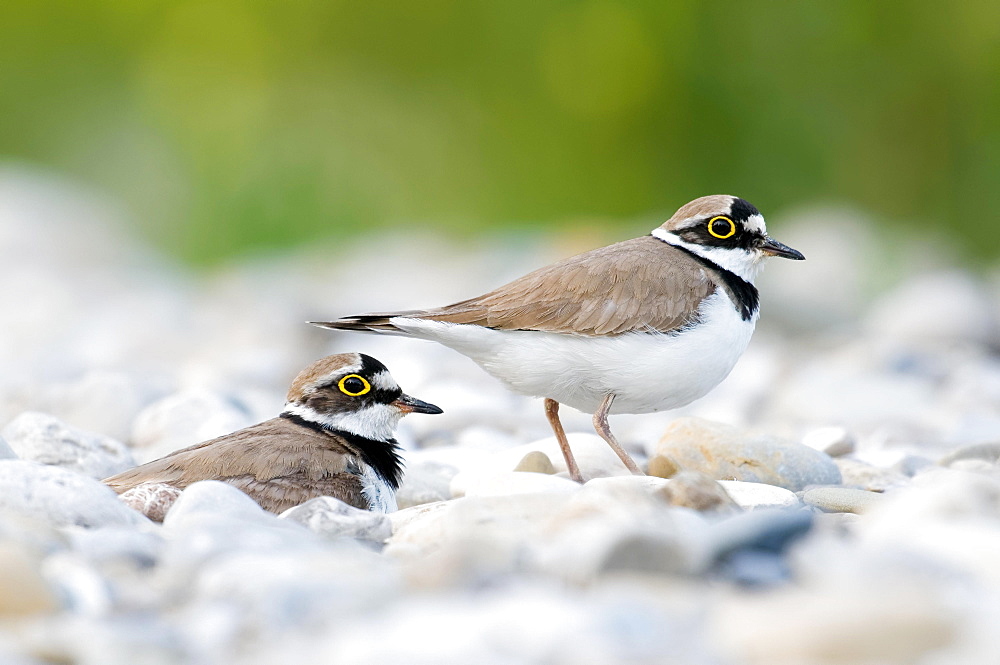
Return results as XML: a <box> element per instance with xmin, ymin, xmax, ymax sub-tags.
<box><xmin>63</xmin><ymin>526</ymin><xmax>163</xmax><ymax>570</ymax></box>
<box><xmin>394</xmin><ymin>459</ymin><xmax>458</xmax><ymax>509</ymax></box>
<box><xmin>865</xmin><ymin>270</ymin><xmax>997</xmax><ymax>346</ymax></box>
<box><xmin>596</xmin><ymin>532</ymin><xmax>695</xmax><ymax>577</ymax></box>
<box><xmin>581</xmin><ymin>474</ymin><xmax>672</xmax><ymax>497</ymax></box>
<box><xmin>513</xmin><ymin>450</ymin><xmax>555</xmax><ymax>474</ymax></box>
<box><xmin>659</xmin><ymin>472</ymin><xmax>738</xmax><ymax>512</ymax></box>
<box><xmin>280</xmin><ymin>496</ymin><xmax>392</xmax><ymax>543</ymax></box>
<box><xmin>129</xmin><ymin>389</ymin><xmax>254</xmax><ymax>460</ymax></box>
<box><xmin>711</xmin><ymin>582</ymin><xmax>956</xmax><ymax>664</ymax></box>
<box><xmin>537</xmin><ymin>487</ymin><xmax>712</xmax><ymax>581</ymax></box>
<box><xmin>0</xmin><ymin>541</ymin><xmax>60</xmax><ymax>616</ymax></box>
<box><xmin>0</xmin><ymin>460</ymin><xmax>150</xmax><ymax>529</ymax></box>
<box><xmin>708</xmin><ymin>509</ymin><xmax>814</xmax><ymax>586</ymax></box>
<box><xmin>386</xmin><ymin>494</ymin><xmax>581</xmax><ymax>585</ymax></box>
<box><xmin>159</xmin><ymin>481</ymin><xmax>322</xmax><ymax>578</ymax></box>
<box><xmin>586</xmin><ymin>473</ymin><xmax>735</xmax><ymax>512</ymax></box>
<box><xmin>894</xmin><ymin>454</ymin><xmax>935</xmax><ymax>477</ymax></box>
<box><xmin>40</xmin><ymin>552</ymin><xmax>114</xmax><ymax>614</ymax></box>
<box><xmin>450</xmin><ymin>470</ymin><xmax>582</xmax><ymax>498</ymax></box>
<box><xmin>717</xmin><ymin>481</ymin><xmax>800</xmax><ymax>511</ymax></box>
<box><xmin>2</xmin><ymin>412</ymin><xmax>134</xmax><ymax>479</ymax></box>
<box><xmin>656</xmin><ymin>417</ymin><xmax>842</xmax><ymax>491</ymax></box>
<box><xmin>801</xmin><ymin>426</ymin><xmax>856</xmax><ymax>457</ymax></box>
<box><xmin>939</xmin><ymin>441</ymin><xmax>1000</xmax><ymax>467</ymax></box>
<box><xmin>852</xmin><ymin>469</ymin><xmax>1000</xmax><ymax>584</ymax></box>
<box><xmin>835</xmin><ymin>458</ymin><xmax>909</xmax><ymax>491</ymax></box>
<box><xmin>118</xmin><ymin>482</ymin><xmax>183</xmax><ymax>522</ymax></box>
<box><xmin>191</xmin><ymin>546</ymin><xmax>399</xmax><ymax>637</ymax></box>
<box><xmin>162</xmin><ymin>479</ymin><xmax>277</xmax><ymax>527</ymax></box>
<box><xmin>647</xmin><ymin>453</ymin><xmax>679</xmax><ymax>478</ymax></box>
<box><xmin>489</xmin><ymin>434</ymin><xmax>637</xmax><ymax>481</ymax></box>
<box><xmin>801</xmin><ymin>487</ymin><xmax>885</xmax><ymax>514</ymax></box>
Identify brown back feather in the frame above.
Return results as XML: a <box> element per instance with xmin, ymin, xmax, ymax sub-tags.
<box><xmin>412</xmin><ymin>236</ymin><xmax>716</xmax><ymax>335</ymax></box>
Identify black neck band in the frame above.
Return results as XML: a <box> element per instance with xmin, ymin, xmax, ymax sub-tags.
<box><xmin>280</xmin><ymin>412</ymin><xmax>404</xmax><ymax>490</ymax></box>
<box><xmin>654</xmin><ymin>236</ymin><xmax>760</xmax><ymax>321</ymax></box>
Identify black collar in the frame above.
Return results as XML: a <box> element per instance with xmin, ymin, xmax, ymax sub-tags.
<box><xmin>653</xmin><ymin>235</ymin><xmax>760</xmax><ymax>321</ymax></box>
<box><xmin>280</xmin><ymin>412</ymin><xmax>404</xmax><ymax>490</ymax></box>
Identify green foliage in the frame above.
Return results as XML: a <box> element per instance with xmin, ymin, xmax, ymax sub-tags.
<box><xmin>1</xmin><ymin>0</ymin><xmax>997</xmax><ymax>263</ymax></box>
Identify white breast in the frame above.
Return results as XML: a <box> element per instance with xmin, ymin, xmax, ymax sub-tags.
<box><xmin>359</xmin><ymin>464</ymin><xmax>398</xmax><ymax>512</ymax></box>
<box><xmin>390</xmin><ymin>290</ymin><xmax>756</xmax><ymax>415</ymax></box>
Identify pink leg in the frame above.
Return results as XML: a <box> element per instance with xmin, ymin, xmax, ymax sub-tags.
<box><xmin>593</xmin><ymin>393</ymin><xmax>643</xmax><ymax>475</ymax></box>
<box><xmin>544</xmin><ymin>398</ymin><xmax>584</xmax><ymax>483</ymax></box>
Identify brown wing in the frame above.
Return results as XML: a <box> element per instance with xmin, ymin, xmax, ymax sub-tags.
<box><xmin>321</xmin><ymin>236</ymin><xmax>717</xmax><ymax>336</ymax></box>
<box><xmin>103</xmin><ymin>417</ymin><xmax>367</xmax><ymax>511</ymax></box>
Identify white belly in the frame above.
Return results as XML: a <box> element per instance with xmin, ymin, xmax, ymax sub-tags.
<box><xmin>390</xmin><ymin>291</ymin><xmax>756</xmax><ymax>415</ymax></box>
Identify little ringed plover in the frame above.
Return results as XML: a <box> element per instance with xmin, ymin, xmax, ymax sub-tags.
<box><xmin>313</xmin><ymin>196</ymin><xmax>803</xmax><ymax>482</ymax></box>
<box><xmin>104</xmin><ymin>353</ymin><xmax>442</xmax><ymax>514</ymax></box>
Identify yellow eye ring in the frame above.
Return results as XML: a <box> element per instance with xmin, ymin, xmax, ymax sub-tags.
<box><xmin>338</xmin><ymin>374</ymin><xmax>371</xmax><ymax>396</ymax></box>
<box><xmin>707</xmin><ymin>216</ymin><xmax>737</xmax><ymax>239</ymax></box>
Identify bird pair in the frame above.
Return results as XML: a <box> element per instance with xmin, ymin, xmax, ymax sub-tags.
<box><xmin>106</xmin><ymin>195</ymin><xmax>803</xmax><ymax>516</ymax></box>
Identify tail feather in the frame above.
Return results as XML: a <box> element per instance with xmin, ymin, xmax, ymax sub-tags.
<box><xmin>310</xmin><ymin>312</ymin><xmax>421</xmax><ymax>336</ymax></box>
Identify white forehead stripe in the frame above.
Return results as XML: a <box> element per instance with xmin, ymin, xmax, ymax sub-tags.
<box><xmin>370</xmin><ymin>370</ymin><xmax>399</xmax><ymax>392</ymax></box>
<box><xmin>742</xmin><ymin>213</ymin><xmax>767</xmax><ymax>235</ymax></box>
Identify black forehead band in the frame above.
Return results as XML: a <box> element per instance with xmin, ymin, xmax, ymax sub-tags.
<box><xmin>728</xmin><ymin>198</ymin><xmax>760</xmax><ymax>222</ymax></box>
<box><xmin>358</xmin><ymin>353</ymin><xmax>390</xmax><ymax>376</ymax></box>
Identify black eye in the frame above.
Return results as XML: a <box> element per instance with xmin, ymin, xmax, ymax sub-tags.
<box><xmin>338</xmin><ymin>374</ymin><xmax>371</xmax><ymax>396</ymax></box>
<box><xmin>708</xmin><ymin>216</ymin><xmax>737</xmax><ymax>239</ymax></box>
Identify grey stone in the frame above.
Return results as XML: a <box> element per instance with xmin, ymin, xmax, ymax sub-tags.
<box><xmin>2</xmin><ymin>412</ymin><xmax>134</xmax><ymax>479</ymax></box>
<box><xmin>492</xmin><ymin>434</ymin><xmax>638</xmax><ymax>482</ymax></box>
<box><xmin>939</xmin><ymin>441</ymin><xmax>1000</xmax><ymax>467</ymax></box>
<box><xmin>835</xmin><ymin>458</ymin><xmax>909</xmax><ymax>491</ymax></box>
<box><xmin>280</xmin><ymin>496</ymin><xmax>392</xmax><ymax>543</ymax></box>
<box><xmin>129</xmin><ymin>389</ymin><xmax>254</xmax><ymax>459</ymax></box>
<box><xmin>513</xmin><ymin>450</ymin><xmax>555</xmax><ymax>474</ymax></box>
<box><xmin>865</xmin><ymin>270</ymin><xmax>997</xmax><ymax>346</ymax></box>
<box><xmin>709</xmin><ymin>509</ymin><xmax>814</xmax><ymax>586</ymax></box>
<box><xmin>0</xmin><ymin>460</ymin><xmax>150</xmax><ymax>529</ymax></box>
<box><xmin>801</xmin><ymin>426</ymin><xmax>856</xmax><ymax>457</ymax></box>
<box><xmin>450</xmin><ymin>469</ymin><xmax>581</xmax><ymax>498</ymax></box>
<box><xmin>0</xmin><ymin>541</ymin><xmax>60</xmax><ymax>617</ymax></box>
<box><xmin>158</xmin><ymin>481</ymin><xmax>321</xmax><ymax>577</ymax></box>
<box><xmin>394</xmin><ymin>459</ymin><xmax>458</xmax><ymax>509</ymax></box>
<box><xmin>658</xmin><ymin>472</ymin><xmax>738</xmax><ymax>512</ymax></box>
<box><xmin>656</xmin><ymin>417</ymin><xmax>841</xmax><ymax>491</ymax></box>
<box><xmin>802</xmin><ymin>487</ymin><xmax>885</xmax><ymax>514</ymax></box>
<box><xmin>717</xmin><ymin>481</ymin><xmax>801</xmax><ymax>510</ymax></box>
<box><xmin>64</xmin><ymin>526</ymin><xmax>164</xmax><ymax>570</ymax></box>
<box><xmin>597</xmin><ymin>532</ymin><xmax>693</xmax><ymax>577</ymax></box>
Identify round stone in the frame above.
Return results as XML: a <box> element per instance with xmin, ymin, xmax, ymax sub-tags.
<box><xmin>717</xmin><ymin>481</ymin><xmax>801</xmax><ymax>511</ymax></box>
<box><xmin>655</xmin><ymin>417</ymin><xmax>842</xmax><ymax>491</ymax></box>
<box><xmin>657</xmin><ymin>472</ymin><xmax>738</xmax><ymax>512</ymax></box>
<box><xmin>2</xmin><ymin>411</ymin><xmax>134</xmax><ymax>480</ymax></box>
<box><xmin>513</xmin><ymin>450</ymin><xmax>556</xmax><ymax>474</ymax></box>
<box><xmin>0</xmin><ymin>541</ymin><xmax>59</xmax><ymax>617</ymax></box>
<box><xmin>280</xmin><ymin>496</ymin><xmax>392</xmax><ymax>543</ymax></box>
<box><xmin>0</xmin><ymin>460</ymin><xmax>150</xmax><ymax>529</ymax></box>
<box><xmin>801</xmin><ymin>426</ymin><xmax>856</xmax><ymax>457</ymax></box>
<box><xmin>801</xmin><ymin>487</ymin><xmax>885</xmax><ymax>514</ymax></box>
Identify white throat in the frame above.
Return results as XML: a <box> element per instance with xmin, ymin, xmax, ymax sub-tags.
<box><xmin>651</xmin><ymin>228</ymin><xmax>765</xmax><ymax>283</ymax></box>
<box><xmin>282</xmin><ymin>403</ymin><xmax>402</xmax><ymax>442</ymax></box>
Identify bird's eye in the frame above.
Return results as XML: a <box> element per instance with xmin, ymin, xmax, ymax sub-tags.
<box><xmin>708</xmin><ymin>216</ymin><xmax>737</xmax><ymax>239</ymax></box>
<box><xmin>338</xmin><ymin>374</ymin><xmax>371</xmax><ymax>396</ymax></box>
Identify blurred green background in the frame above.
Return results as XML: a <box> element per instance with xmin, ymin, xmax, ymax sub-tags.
<box><xmin>2</xmin><ymin>0</ymin><xmax>998</xmax><ymax>264</ymax></box>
